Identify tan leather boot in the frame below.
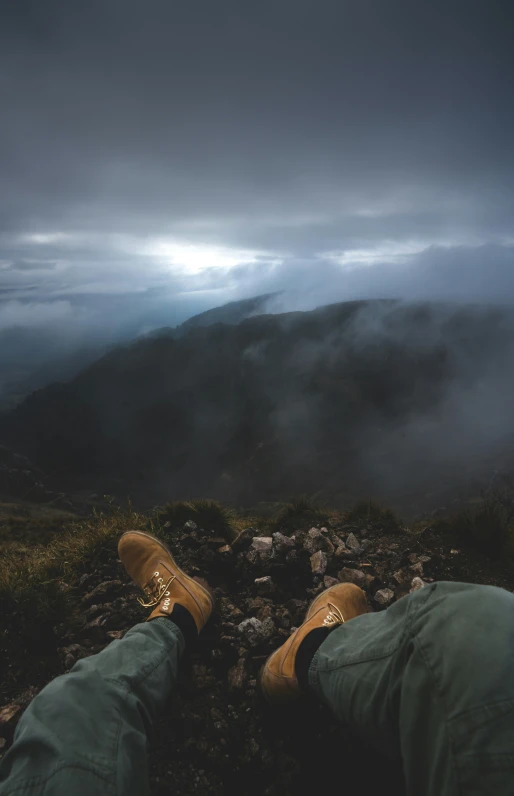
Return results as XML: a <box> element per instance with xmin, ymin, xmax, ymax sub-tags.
<box><xmin>260</xmin><ymin>583</ymin><xmax>368</xmax><ymax>704</ymax></box>
<box><xmin>118</xmin><ymin>531</ymin><xmax>214</xmax><ymax>631</ymax></box>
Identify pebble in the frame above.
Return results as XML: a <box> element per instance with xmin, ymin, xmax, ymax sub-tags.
<box><xmin>334</xmin><ymin>543</ymin><xmax>352</xmax><ymax>558</ymax></box>
<box><xmin>228</xmin><ymin>658</ymin><xmax>247</xmax><ymax>690</ymax></box>
<box><xmin>374</xmin><ymin>588</ymin><xmax>395</xmax><ymax>606</ymax></box>
<box><xmin>393</xmin><ymin>569</ymin><xmax>409</xmax><ymax>586</ymax></box>
<box><xmin>310</xmin><ymin>550</ymin><xmax>328</xmax><ymax>576</ymax></box>
<box><xmin>237</xmin><ymin>617</ymin><xmax>274</xmax><ymax>647</ymax></box>
<box><xmin>323</xmin><ymin>575</ymin><xmax>339</xmax><ymax>589</ymax></box>
<box><xmin>345</xmin><ymin>533</ymin><xmax>363</xmax><ymax>554</ymax></box>
<box><xmin>254</xmin><ymin>576</ymin><xmax>275</xmax><ymax>595</ymax></box>
<box><xmin>410</xmin><ymin>577</ymin><xmax>426</xmax><ymax>592</ymax></box>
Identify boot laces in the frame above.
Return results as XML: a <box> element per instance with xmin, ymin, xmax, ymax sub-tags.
<box><xmin>323</xmin><ymin>603</ymin><xmax>345</xmax><ymax>627</ymax></box>
<box><xmin>138</xmin><ymin>570</ymin><xmax>176</xmax><ymax>608</ymax></box>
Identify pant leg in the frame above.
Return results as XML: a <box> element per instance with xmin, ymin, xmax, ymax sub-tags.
<box><xmin>309</xmin><ymin>581</ymin><xmax>514</xmax><ymax>796</ymax></box>
<box><xmin>0</xmin><ymin>618</ymin><xmax>184</xmax><ymax>796</ymax></box>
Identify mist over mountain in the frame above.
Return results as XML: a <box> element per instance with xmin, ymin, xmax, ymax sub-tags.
<box><xmin>3</xmin><ymin>298</ymin><xmax>514</xmax><ymax>515</ymax></box>
<box><xmin>1</xmin><ymin>1</ymin><xmax>514</xmax><ymax>515</ymax></box>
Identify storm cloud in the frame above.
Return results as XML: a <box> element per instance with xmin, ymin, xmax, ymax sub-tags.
<box><xmin>1</xmin><ymin>0</ymin><xmax>514</xmax><ymax>350</ymax></box>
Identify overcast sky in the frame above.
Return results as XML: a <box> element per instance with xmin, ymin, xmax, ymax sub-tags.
<box><xmin>1</xmin><ymin>0</ymin><xmax>514</xmax><ymax>346</ymax></box>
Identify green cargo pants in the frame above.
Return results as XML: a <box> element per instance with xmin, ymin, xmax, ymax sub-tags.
<box><xmin>1</xmin><ymin>581</ymin><xmax>514</xmax><ymax>795</ymax></box>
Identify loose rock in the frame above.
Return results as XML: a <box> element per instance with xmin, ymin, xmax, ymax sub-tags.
<box><xmin>237</xmin><ymin>617</ymin><xmax>274</xmax><ymax>647</ymax></box>
<box><xmin>251</xmin><ymin>537</ymin><xmax>273</xmax><ymax>556</ymax></box>
<box><xmin>393</xmin><ymin>569</ymin><xmax>409</xmax><ymax>586</ymax></box>
<box><xmin>338</xmin><ymin>567</ymin><xmax>367</xmax><ymax>589</ymax></box>
<box><xmin>272</xmin><ymin>532</ymin><xmax>295</xmax><ymax>553</ymax></box>
<box><xmin>410</xmin><ymin>577</ymin><xmax>426</xmax><ymax>592</ymax></box>
<box><xmin>303</xmin><ymin>529</ymin><xmax>334</xmax><ymax>555</ymax></box>
<box><xmin>310</xmin><ymin>551</ymin><xmax>328</xmax><ymax>576</ymax></box>
<box><xmin>228</xmin><ymin>658</ymin><xmax>247</xmax><ymax>690</ymax></box>
<box><xmin>345</xmin><ymin>533</ymin><xmax>362</xmax><ymax>554</ymax></box>
<box><xmin>334</xmin><ymin>543</ymin><xmax>353</xmax><ymax>559</ymax></box>
<box><xmin>254</xmin><ymin>576</ymin><xmax>275</xmax><ymax>595</ymax></box>
<box><xmin>374</xmin><ymin>588</ymin><xmax>395</xmax><ymax>606</ymax></box>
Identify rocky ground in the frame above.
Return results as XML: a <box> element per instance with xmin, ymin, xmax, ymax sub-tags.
<box><xmin>1</xmin><ymin>515</ymin><xmax>514</xmax><ymax>794</ymax></box>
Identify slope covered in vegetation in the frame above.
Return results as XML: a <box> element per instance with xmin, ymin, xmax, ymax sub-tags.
<box><xmin>1</xmin><ymin>494</ymin><xmax>514</xmax><ymax>795</ymax></box>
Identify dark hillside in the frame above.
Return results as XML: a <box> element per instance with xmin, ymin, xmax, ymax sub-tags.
<box><xmin>2</xmin><ymin>300</ymin><xmax>514</xmax><ymax>513</ymax></box>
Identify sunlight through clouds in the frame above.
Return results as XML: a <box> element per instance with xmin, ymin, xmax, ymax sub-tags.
<box><xmin>137</xmin><ymin>238</ymin><xmax>274</xmax><ymax>275</ymax></box>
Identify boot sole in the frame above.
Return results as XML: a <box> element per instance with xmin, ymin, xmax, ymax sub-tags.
<box><xmin>119</xmin><ymin>530</ymin><xmax>215</xmax><ymax>609</ymax></box>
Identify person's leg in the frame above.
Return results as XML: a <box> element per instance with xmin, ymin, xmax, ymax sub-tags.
<box><xmin>0</xmin><ymin>618</ymin><xmax>184</xmax><ymax>796</ymax></box>
<box><xmin>0</xmin><ymin>531</ymin><xmax>214</xmax><ymax>796</ymax></box>
<box><xmin>308</xmin><ymin>581</ymin><xmax>514</xmax><ymax>795</ymax></box>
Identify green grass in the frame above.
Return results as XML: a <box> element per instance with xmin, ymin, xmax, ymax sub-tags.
<box><xmin>272</xmin><ymin>496</ymin><xmax>331</xmax><ymax>532</ymax></box>
<box><xmin>0</xmin><ymin>502</ymin><xmax>75</xmax><ymax>550</ymax></box>
<box><xmin>343</xmin><ymin>499</ymin><xmax>402</xmax><ymax>531</ymax></box>
<box><xmin>435</xmin><ymin>491</ymin><xmax>514</xmax><ymax>557</ymax></box>
<box><xmin>160</xmin><ymin>499</ymin><xmax>236</xmax><ymax>540</ymax></box>
<box><xmin>0</xmin><ymin>506</ymin><xmax>159</xmax><ymax>688</ymax></box>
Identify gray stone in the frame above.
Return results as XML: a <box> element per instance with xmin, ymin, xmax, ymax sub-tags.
<box><xmin>323</xmin><ymin>575</ymin><xmax>339</xmax><ymax>589</ymax></box>
<box><xmin>272</xmin><ymin>532</ymin><xmax>295</xmax><ymax>552</ymax></box>
<box><xmin>334</xmin><ymin>543</ymin><xmax>351</xmax><ymax>558</ymax></box>
<box><xmin>238</xmin><ymin>617</ymin><xmax>274</xmax><ymax>647</ymax></box>
<box><xmin>310</xmin><ymin>550</ymin><xmax>328</xmax><ymax>576</ymax></box>
<box><xmin>183</xmin><ymin>520</ymin><xmax>198</xmax><ymax>531</ymax></box>
<box><xmin>304</xmin><ymin>529</ymin><xmax>335</xmax><ymax>555</ymax></box>
<box><xmin>303</xmin><ymin>529</ymin><xmax>323</xmax><ymax>554</ymax></box>
<box><xmin>251</xmin><ymin>537</ymin><xmax>273</xmax><ymax>554</ymax></box>
<box><xmin>338</xmin><ymin>567</ymin><xmax>367</xmax><ymax>589</ymax></box>
<box><xmin>374</xmin><ymin>588</ymin><xmax>395</xmax><ymax>606</ymax></box>
<box><xmin>345</xmin><ymin>532</ymin><xmax>362</xmax><ymax>554</ymax></box>
<box><xmin>410</xmin><ymin>577</ymin><xmax>426</xmax><ymax>592</ymax></box>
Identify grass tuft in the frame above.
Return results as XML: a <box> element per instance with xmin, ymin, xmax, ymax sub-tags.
<box><xmin>435</xmin><ymin>490</ymin><xmax>514</xmax><ymax>557</ymax></box>
<box><xmin>343</xmin><ymin>499</ymin><xmax>402</xmax><ymax>531</ymax></box>
<box><xmin>160</xmin><ymin>499</ymin><xmax>236</xmax><ymax>540</ymax></box>
<box><xmin>0</xmin><ymin>506</ymin><xmax>157</xmax><ymax>688</ymax></box>
<box><xmin>273</xmin><ymin>495</ymin><xmax>330</xmax><ymax>532</ymax></box>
